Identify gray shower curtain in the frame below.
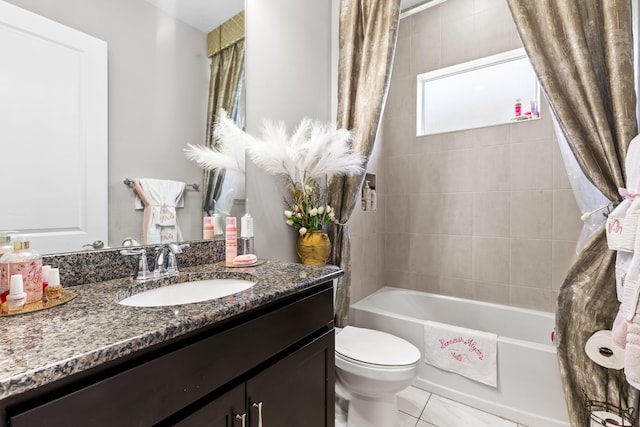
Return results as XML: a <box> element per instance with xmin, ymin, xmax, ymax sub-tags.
<box><xmin>329</xmin><ymin>0</ymin><xmax>401</xmax><ymax>327</ymax></box>
<box><xmin>507</xmin><ymin>1</ymin><xmax>638</xmax><ymax>425</ymax></box>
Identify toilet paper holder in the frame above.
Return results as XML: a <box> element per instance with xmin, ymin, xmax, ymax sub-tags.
<box><xmin>583</xmin><ymin>371</ymin><xmax>636</xmax><ymax>427</ymax></box>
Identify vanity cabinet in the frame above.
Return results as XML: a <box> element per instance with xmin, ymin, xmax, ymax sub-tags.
<box><xmin>2</xmin><ymin>282</ymin><xmax>335</xmax><ymax>427</ymax></box>
<box><xmin>175</xmin><ymin>331</ymin><xmax>333</xmax><ymax>427</ymax></box>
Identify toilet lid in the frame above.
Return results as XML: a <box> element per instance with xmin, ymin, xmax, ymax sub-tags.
<box><xmin>335</xmin><ymin>326</ymin><xmax>421</xmax><ymax>367</ymax></box>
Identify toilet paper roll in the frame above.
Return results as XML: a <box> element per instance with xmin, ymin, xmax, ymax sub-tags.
<box><xmin>584</xmin><ymin>330</ymin><xmax>625</xmax><ymax>370</ymax></box>
<box><xmin>590</xmin><ymin>410</ymin><xmax>633</xmax><ymax>427</ymax></box>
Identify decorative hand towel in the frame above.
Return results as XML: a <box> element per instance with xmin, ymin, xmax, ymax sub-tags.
<box><xmin>423</xmin><ymin>321</ymin><xmax>498</xmax><ymax>387</ymax></box>
<box><xmin>132</xmin><ymin>179</ymin><xmax>185</xmax><ymax>244</ymax></box>
<box><xmin>606</xmin><ymin>197</ymin><xmax>632</xmax><ymax>251</ymax></box>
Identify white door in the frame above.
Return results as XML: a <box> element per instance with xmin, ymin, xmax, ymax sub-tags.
<box><xmin>0</xmin><ymin>0</ymin><xmax>108</xmax><ymax>254</ymax></box>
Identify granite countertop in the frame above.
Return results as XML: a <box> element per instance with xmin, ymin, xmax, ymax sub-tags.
<box><xmin>0</xmin><ymin>259</ymin><xmax>342</xmax><ymax>400</ymax></box>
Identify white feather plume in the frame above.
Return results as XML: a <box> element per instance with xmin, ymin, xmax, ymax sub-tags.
<box><xmin>183</xmin><ymin>110</ymin><xmax>253</xmax><ymax>172</ymax></box>
<box><xmin>246</xmin><ymin>117</ymin><xmax>364</xmax><ymax>187</ymax></box>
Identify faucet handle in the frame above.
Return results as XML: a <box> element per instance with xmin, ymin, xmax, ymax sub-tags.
<box><xmin>120</xmin><ymin>248</ymin><xmax>152</xmax><ymax>282</ymax></box>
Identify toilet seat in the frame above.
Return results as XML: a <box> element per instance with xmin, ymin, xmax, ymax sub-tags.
<box><xmin>335</xmin><ymin>326</ymin><xmax>421</xmax><ymax>367</ymax></box>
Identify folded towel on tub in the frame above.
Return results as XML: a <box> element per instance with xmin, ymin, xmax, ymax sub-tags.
<box><xmin>423</xmin><ymin>321</ymin><xmax>498</xmax><ymax>387</ymax></box>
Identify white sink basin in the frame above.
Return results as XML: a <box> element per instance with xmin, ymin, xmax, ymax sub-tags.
<box><xmin>119</xmin><ymin>279</ymin><xmax>255</xmax><ymax>307</ymax></box>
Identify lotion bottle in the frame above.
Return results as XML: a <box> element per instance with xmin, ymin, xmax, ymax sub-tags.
<box><xmin>363</xmin><ymin>181</ymin><xmax>372</xmax><ymax>211</ymax></box>
<box><xmin>240</xmin><ymin>199</ymin><xmax>255</xmax><ymax>255</ymax></box>
<box><xmin>225</xmin><ymin>217</ymin><xmax>237</xmax><ymax>264</ymax></box>
<box><xmin>0</xmin><ymin>239</ymin><xmax>43</xmax><ymax>304</ymax></box>
<box><xmin>203</xmin><ymin>217</ymin><xmax>214</xmax><ymax>240</ymax></box>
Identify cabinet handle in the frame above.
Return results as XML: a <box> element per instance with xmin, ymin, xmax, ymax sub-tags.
<box><xmin>235</xmin><ymin>413</ymin><xmax>246</xmax><ymax>427</ymax></box>
<box><xmin>251</xmin><ymin>402</ymin><xmax>263</xmax><ymax>427</ymax></box>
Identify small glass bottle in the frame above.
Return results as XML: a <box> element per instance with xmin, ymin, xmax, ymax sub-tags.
<box><xmin>6</xmin><ymin>274</ymin><xmax>27</xmax><ymax>313</ymax></box>
<box><xmin>212</xmin><ymin>213</ymin><xmax>224</xmax><ymax>240</ymax></box>
<box><xmin>41</xmin><ymin>265</ymin><xmax>51</xmax><ymax>297</ymax></box>
<box><xmin>0</xmin><ymin>233</ymin><xmax>12</xmax><ymax>256</ymax></box>
<box><xmin>0</xmin><ymin>239</ymin><xmax>43</xmax><ymax>304</ymax></box>
<box><xmin>45</xmin><ymin>268</ymin><xmax>62</xmax><ymax>301</ymax></box>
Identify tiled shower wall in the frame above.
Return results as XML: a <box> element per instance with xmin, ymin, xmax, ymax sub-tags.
<box><xmin>375</xmin><ymin>0</ymin><xmax>582</xmax><ymax>313</ymax></box>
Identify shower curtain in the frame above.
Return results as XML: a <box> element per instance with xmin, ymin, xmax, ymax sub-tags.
<box><xmin>507</xmin><ymin>1</ymin><xmax>639</xmax><ymax>425</ymax></box>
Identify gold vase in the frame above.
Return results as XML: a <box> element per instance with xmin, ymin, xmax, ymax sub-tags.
<box><xmin>296</xmin><ymin>231</ymin><xmax>331</xmax><ymax>266</ymax></box>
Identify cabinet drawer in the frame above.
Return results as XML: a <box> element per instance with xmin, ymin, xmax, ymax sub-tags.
<box><xmin>8</xmin><ymin>284</ymin><xmax>333</xmax><ymax>427</ymax></box>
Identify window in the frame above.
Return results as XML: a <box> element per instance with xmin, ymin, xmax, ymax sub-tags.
<box><xmin>417</xmin><ymin>48</ymin><xmax>540</xmax><ymax>136</ymax></box>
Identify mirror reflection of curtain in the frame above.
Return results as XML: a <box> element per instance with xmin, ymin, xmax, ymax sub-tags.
<box><xmin>203</xmin><ymin>38</ymin><xmax>245</xmax><ymax>215</ymax></box>
<box><xmin>507</xmin><ymin>1</ymin><xmax>638</xmax><ymax>425</ymax></box>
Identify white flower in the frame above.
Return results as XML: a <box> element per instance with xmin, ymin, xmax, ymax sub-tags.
<box><xmin>317</xmin><ymin>206</ymin><xmax>325</xmax><ymax>215</ymax></box>
<box><xmin>309</xmin><ymin>207</ymin><xmax>318</xmax><ymax>216</ymax></box>
<box><xmin>305</xmin><ymin>185</ymin><xmax>313</xmax><ymax>193</ymax></box>
<box><xmin>326</xmin><ymin>205</ymin><xmax>332</xmax><ymax>213</ymax></box>
<box><xmin>296</xmin><ymin>213</ymin><xmax>302</xmax><ymax>219</ymax></box>
<box><xmin>284</xmin><ymin>210</ymin><xmax>293</xmax><ymax>218</ymax></box>
<box><xmin>329</xmin><ymin>211</ymin><xmax>335</xmax><ymax>219</ymax></box>
<box><xmin>286</xmin><ymin>219</ymin><xmax>294</xmax><ymax>226</ymax></box>
<box><xmin>299</xmin><ymin>227</ymin><xmax>308</xmax><ymax>236</ymax></box>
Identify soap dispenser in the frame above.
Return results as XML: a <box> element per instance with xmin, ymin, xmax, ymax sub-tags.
<box><xmin>0</xmin><ymin>238</ymin><xmax>43</xmax><ymax>304</ymax></box>
<box><xmin>240</xmin><ymin>198</ymin><xmax>255</xmax><ymax>255</ymax></box>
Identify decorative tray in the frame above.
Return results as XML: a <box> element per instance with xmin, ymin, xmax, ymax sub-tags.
<box><xmin>217</xmin><ymin>259</ymin><xmax>265</xmax><ymax>268</ymax></box>
<box><xmin>0</xmin><ymin>290</ymin><xmax>76</xmax><ymax>317</ymax></box>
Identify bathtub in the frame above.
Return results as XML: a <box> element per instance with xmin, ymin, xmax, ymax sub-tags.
<box><xmin>349</xmin><ymin>287</ymin><xmax>569</xmax><ymax>427</ymax></box>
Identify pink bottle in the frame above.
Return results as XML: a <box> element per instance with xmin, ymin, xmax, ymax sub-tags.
<box><xmin>0</xmin><ymin>239</ymin><xmax>43</xmax><ymax>304</ymax></box>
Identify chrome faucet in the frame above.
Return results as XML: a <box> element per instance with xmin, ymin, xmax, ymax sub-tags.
<box><xmin>155</xmin><ymin>243</ymin><xmax>189</xmax><ymax>277</ymax></box>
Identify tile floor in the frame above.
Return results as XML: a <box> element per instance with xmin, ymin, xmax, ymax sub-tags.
<box><xmin>337</xmin><ymin>386</ymin><xmax>527</xmax><ymax>427</ymax></box>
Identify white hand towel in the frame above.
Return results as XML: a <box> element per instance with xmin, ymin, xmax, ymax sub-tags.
<box><xmin>132</xmin><ymin>179</ymin><xmax>185</xmax><ymax>244</ymax></box>
<box><xmin>423</xmin><ymin>321</ymin><xmax>498</xmax><ymax>387</ymax></box>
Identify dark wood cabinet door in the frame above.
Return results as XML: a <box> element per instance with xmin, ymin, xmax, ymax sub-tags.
<box><xmin>172</xmin><ymin>383</ymin><xmax>245</xmax><ymax>427</ymax></box>
<box><xmin>246</xmin><ymin>331</ymin><xmax>334</xmax><ymax>427</ymax></box>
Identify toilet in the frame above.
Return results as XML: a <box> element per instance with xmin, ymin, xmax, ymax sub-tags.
<box><xmin>335</xmin><ymin>326</ymin><xmax>421</xmax><ymax>427</ymax></box>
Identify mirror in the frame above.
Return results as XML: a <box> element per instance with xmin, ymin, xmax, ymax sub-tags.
<box><xmin>0</xmin><ymin>0</ymin><xmax>245</xmax><ymax>254</ymax></box>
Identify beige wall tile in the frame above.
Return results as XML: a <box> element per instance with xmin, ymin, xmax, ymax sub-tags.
<box><xmin>473</xmin><ymin>144</ymin><xmax>511</xmax><ymax>192</ymax></box>
<box><xmin>410</xmin><ymin>235</ymin><xmax>442</xmax><ymax>276</ymax></box>
<box><xmin>411</xmin><ymin>153</ymin><xmax>441</xmax><ymax>194</ymax></box>
<box><xmin>472</xmin><ymin>281</ymin><xmax>510</xmax><ymax>305</ymax></box>
<box><xmin>441</xmin><ymin>16</ymin><xmax>474</xmax><ymax>67</ymax></box>
<box><xmin>473</xmin><ymin>237</ymin><xmax>510</xmax><ymax>284</ymax></box>
<box><xmin>383</xmin><ymin>115</ymin><xmax>413</xmax><ymax>157</ymax></box>
<box><xmin>472</xmin><ymin>124</ymin><xmax>510</xmax><ymax>147</ymax></box>
<box><xmin>440</xmin><ymin>148</ymin><xmax>476</xmax><ymax>192</ymax></box>
<box><xmin>510</xmin><ymin>190</ymin><xmax>553</xmax><ymax>239</ymax></box>
<box><xmin>409</xmin><ymin>194</ymin><xmax>442</xmax><ymax>234</ymax></box>
<box><xmin>440</xmin><ymin>276</ymin><xmax>473</xmax><ymax>298</ymax></box>
<box><xmin>511</xmin><ymin>139</ymin><xmax>553</xmax><ymax>190</ymax></box>
<box><xmin>473</xmin><ymin>192</ymin><xmax>510</xmax><ymax>237</ymax></box>
<box><xmin>411</xmin><ymin>273</ymin><xmax>441</xmax><ymax>293</ymax></box>
<box><xmin>386</xmin><ymin>156</ymin><xmax>412</xmax><ymax>195</ymax></box>
<box><xmin>553</xmin><ymin>189</ymin><xmax>582</xmax><ymax>241</ymax></box>
<box><xmin>392</xmin><ymin>35</ymin><xmax>411</xmax><ymax>81</ymax></box>
<box><xmin>385</xmin><ymin>233</ymin><xmax>411</xmax><ymax>271</ymax></box>
<box><xmin>552</xmin><ymin>240</ymin><xmax>577</xmax><ymax>291</ymax></box>
<box><xmin>386</xmin><ymin>194</ymin><xmax>412</xmax><ymax>234</ymax></box>
<box><xmin>510</xmin><ymin>238</ymin><xmax>552</xmax><ymax>288</ymax></box>
<box><xmin>509</xmin><ymin>286</ymin><xmax>554</xmax><ymax>312</ymax></box>
<box><xmin>440</xmin><ymin>235</ymin><xmax>473</xmax><ymax>279</ymax></box>
<box><xmin>442</xmin><ymin>193</ymin><xmax>473</xmax><ymax>235</ymax></box>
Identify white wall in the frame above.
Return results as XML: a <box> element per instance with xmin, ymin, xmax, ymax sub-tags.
<box><xmin>245</xmin><ymin>0</ymin><xmax>333</xmax><ymax>261</ymax></box>
<box><xmin>5</xmin><ymin>0</ymin><xmax>209</xmax><ymax>247</ymax></box>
